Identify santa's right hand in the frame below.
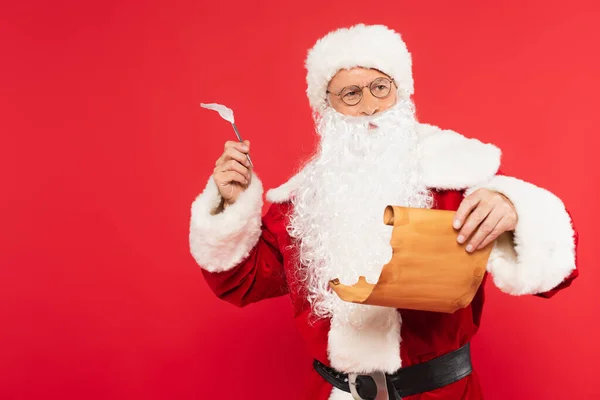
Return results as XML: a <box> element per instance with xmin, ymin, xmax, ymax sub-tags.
<box><xmin>213</xmin><ymin>140</ymin><xmax>252</xmax><ymax>205</ymax></box>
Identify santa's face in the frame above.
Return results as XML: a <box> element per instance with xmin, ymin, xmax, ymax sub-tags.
<box><xmin>326</xmin><ymin>67</ymin><xmax>398</xmax><ymax>117</ymax></box>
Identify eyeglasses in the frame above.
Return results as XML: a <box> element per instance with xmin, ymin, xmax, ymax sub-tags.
<box><xmin>326</xmin><ymin>77</ymin><xmax>396</xmax><ymax>106</ymax></box>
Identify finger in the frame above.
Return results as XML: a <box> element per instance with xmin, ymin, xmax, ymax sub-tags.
<box><xmin>477</xmin><ymin>215</ymin><xmax>511</xmax><ymax>250</ymax></box>
<box><xmin>221</xmin><ymin>159</ymin><xmax>250</xmax><ymax>180</ymax></box>
<box><xmin>215</xmin><ymin>154</ymin><xmax>226</xmax><ymax>167</ymax></box>
<box><xmin>466</xmin><ymin>209</ymin><xmax>503</xmax><ymax>252</ymax></box>
<box><xmin>217</xmin><ymin>170</ymin><xmax>248</xmax><ymax>186</ymax></box>
<box><xmin>223</xmin><ymin>147</ymin><xmax>251</xmax><ymax>167</ymax></box>
<box><xmin>453</xmin><ymin>191</ymin><xmax>483</xmax><ymax>230</ymax></box>
<box><xmin>224</xmin><ymin>140</ymin><xmax>250</xmax><ymax>153</ymax></box>
<box><xmin>457</xmin><ymin>201</ymin><xmax>493</xmax><ymax>245</ymax></box>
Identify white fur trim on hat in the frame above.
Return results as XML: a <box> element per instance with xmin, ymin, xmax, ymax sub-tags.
<box><xmin>305</xmin><ymin>24</ymin><xmax>414</xmax><ymax>115</ymax></box>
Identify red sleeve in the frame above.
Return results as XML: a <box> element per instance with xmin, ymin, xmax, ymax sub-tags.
<box><xmin>201</xmin><ymin>203</ymin><xmax>290</xmax><ymax>308</ymax></box>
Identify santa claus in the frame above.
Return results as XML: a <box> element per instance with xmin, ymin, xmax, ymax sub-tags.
<box><xmin>189</xmin><ymin>24</ymin><xmax>578</xmax><ymax>400</ymax></box>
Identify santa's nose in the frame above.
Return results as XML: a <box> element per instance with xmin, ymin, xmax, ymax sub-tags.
<box><xmin>359</xmin><ymin>93</ymin><xmax>380</xmax><ymax>116</ymax></box>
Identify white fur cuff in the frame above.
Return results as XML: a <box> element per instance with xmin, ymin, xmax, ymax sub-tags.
<box><xmin>189</xmin><ymin>175</ymin><xmax>263</xmax><ymax>273</ymax></box>
<box><xmin>468</xmin><ymin>175</ymin><xmax>576</xmax><ymax>295</ymax></box>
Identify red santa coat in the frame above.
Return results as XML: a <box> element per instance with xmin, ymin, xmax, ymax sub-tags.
<box><xmin>189</xmin><ymin>124</ymin><xmax>579</xmax><ymax>400</ymax></box>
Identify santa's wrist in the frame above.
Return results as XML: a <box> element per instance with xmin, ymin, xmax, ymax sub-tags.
<box><xmin>496</xmin><ymin>191</ymin><xmax>518</xmax><ymax>231</ymax></box>
<box><xmin>211</xmin><ymin>196</ymin><xmax>228</xmax><ymax>215</ymax></box>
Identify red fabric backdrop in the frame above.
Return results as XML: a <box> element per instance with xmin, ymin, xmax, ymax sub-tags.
<box><xmin>1</xmin><ymin>0</ymin><xmax>599</xmax><ymax>399</ymax></box>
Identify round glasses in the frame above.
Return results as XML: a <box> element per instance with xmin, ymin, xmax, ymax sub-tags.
<box><xmin>326</xmin><ymin>77</ymin><xmax>395</xmax><ymax>106</ymax></box>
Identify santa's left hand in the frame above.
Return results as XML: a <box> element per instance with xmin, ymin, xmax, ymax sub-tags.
<box><xmin>453</xmin><ymin>189</ymin><xmax>518</xmax><ymax>253</ymax></box>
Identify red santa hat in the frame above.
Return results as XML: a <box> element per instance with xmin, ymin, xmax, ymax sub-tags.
<box><xmin>305</xmin><ymin>24</ymin><xmax>415</xmax><ymax>115</ymax></box>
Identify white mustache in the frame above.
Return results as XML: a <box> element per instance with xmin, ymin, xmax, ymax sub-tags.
<box><xmin>330</xmin><ymin>99</ymin><xmax>414</xmax><ymax>126</ymax></box>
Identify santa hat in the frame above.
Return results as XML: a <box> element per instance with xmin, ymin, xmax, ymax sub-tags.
<box><xmin>305</xmin><ymin>24</ymin><xmax>414</xmax><ymax>115</ymax></box>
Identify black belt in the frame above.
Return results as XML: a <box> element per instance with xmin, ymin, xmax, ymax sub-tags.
<box><xmin>313</xmin><ymin>343</ymin><xmax>472</xmax><ymax>400</ymax></box>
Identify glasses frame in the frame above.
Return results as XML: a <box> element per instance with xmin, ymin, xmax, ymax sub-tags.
<box><xmin>326</xmin><ymin>77</ymin><xmax>396</xmax><ymax>106</ymax></box>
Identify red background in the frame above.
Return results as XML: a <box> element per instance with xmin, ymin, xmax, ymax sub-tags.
<box><xmin>1</xmin><ymin>0</ymin><xmax>599</xmax><ymax>399</ymax></box>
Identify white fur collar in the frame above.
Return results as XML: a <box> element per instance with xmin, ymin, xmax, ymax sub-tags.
<box><xmin>266</xmin><ymin>122</ymin><xmax>501</xmax><ymax>203</ymax></box>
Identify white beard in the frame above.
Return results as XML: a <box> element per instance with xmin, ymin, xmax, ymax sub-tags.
<box><xmin>287</xmin><ymin>100</ymin><xmax>433</xmax><ymax>373</ymax></box>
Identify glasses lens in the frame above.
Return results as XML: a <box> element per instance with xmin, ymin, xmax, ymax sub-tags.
<box><xmin>370</xmin><ymin>78</ymin><xmax>392</xmax><ymax>98</ymax></box>
<box><xmin>340</xmin><ymin>86</ymin><xmax>362</xmax><ymax>106</ymax></box>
